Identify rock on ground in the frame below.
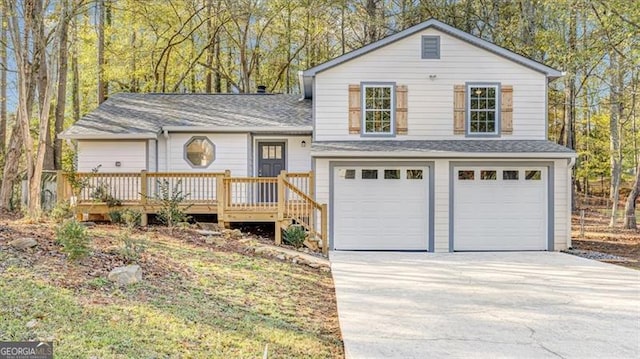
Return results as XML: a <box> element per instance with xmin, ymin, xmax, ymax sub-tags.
<box><xmin>108</xmin><ymin>265</ymin><xmax>143</xmax><ymax>285</ymax></box>
<box><xmin>9</xmin><ymin>237</ymin><xmax>38</xmax><ymax>250</ymax></box>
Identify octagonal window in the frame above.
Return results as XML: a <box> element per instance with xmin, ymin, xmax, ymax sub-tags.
<box><xmin>184</xmin><ymin>136</ymin><xmax>215</xmax><ymax>168</ymax></box>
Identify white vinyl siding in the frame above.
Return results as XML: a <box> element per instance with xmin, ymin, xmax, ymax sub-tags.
<box><xmin>148</xmin><ymin>140</ymin><xmax>157</xmax><ymax>172</ymax></box>
<box><xmin>77</xmin><ymin>141</ymin><xmax>147</xmax><ymax>173</ymax></box>
<box><xmin>314</xmin><ymin>28</ymin><xmax>547</xmax><ymax>141</ymax></box>
<box><xmin>157</xmin><ymin>133</ymin><xmax>249</xmax><ymax>176</ymax></box>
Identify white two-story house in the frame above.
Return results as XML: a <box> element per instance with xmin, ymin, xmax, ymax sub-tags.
<box><xmin>61</xmin><ymin>19</ymin><xmax>575</xmax><ymax>252</ymax></box>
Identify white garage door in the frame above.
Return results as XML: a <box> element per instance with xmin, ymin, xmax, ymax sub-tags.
<box><xmin>333</xmin><ymin>165</ymin><xmax>429</xmax><ymax>250</ymax></box>
<box><xmin>453</xmin><ymin>166</ymin><xmax>547</xmax><ymax>251</ymax></box>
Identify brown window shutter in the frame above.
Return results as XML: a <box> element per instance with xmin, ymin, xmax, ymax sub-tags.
<box><xmin>453</xmin><ymin>85</ymin><xmax>466</xmax><ymax>134</ymax></box>
<box><xmin>501</xmin><ymin>85</ymin><xmax>513</xmax><ymax>134</ymax></box>
<box><xmin>396</xmin><ymin>85</ymin><xmax>408</xmax><ymax>135</ymax></box>
<box><xmin>348</xmin><ymin>84</ymin><xmax>361</xmax><ymax>134</ymax></box>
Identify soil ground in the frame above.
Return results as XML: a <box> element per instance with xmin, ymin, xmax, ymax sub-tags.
<box><xmin>571</xmin><ymin>204</ymin><xmax>640</xmax><ymax>269</ymax></box>
<box><xmin>0</xmin><ymin>215</ymin><xmax>343</xmax><ymax>358</ymax></box>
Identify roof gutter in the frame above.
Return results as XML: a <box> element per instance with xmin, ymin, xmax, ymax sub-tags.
<box><xmin>311</xmin><ymin>151</ymin><xmax>577</xmax><ymax>159</ymax></box>
<box><xmin>57</xmin><ymin>132</ymin><xmax>159</xmax><ymax>140</ymax></box>
<box><xmin>161</xmin><ymin>126</ymin><xmax>313</xmax><ymax>133</ymax></box>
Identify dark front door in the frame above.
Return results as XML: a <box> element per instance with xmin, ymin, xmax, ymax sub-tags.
<box><xmin>258</xmin><ymin>142</ymin><xmax>285</xmax><ymax>202</ymax></box>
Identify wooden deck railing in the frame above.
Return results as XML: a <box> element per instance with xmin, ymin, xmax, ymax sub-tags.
<box><xmin>280</xmin><ymin>176</ymin><xmax>328</xmax><ymax>252</ymax></box>
<box><xmin>58</xmin><ymin>170</ymin><xmax>328</xmax><ymax>253</ymax></box>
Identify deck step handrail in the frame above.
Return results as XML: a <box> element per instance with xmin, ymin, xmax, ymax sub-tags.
<box><xmin>281</xmin><ymin>176</ymin><xmax>328</xmax><ymax>254</ymax></box>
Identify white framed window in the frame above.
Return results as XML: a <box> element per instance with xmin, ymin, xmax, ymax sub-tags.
<box><xmin>467</xmin><ymin>84</ymin><xmax>500</xmax><ymax>135</ymax></box>
<box><xmin>362</xmin><ymin>84</ymin><xmax>395</xmax><ymax>135</ymax></box>
<box><xmin>184</xmin><ymin>136</ymin><xmax>215</xmax><ymax>168</ymax></box>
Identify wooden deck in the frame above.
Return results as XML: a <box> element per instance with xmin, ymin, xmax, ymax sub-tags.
<box><xmin>58</xmin><ymin>170</ymin><xmax>328</xmax><ymax>253</ymax></box>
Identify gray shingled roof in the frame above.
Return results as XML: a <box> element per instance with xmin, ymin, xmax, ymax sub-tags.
<box><xmin>61</xmin><ymin>93</ymin><xmax>312</xmax><ymax>139</ymax></box>
<box><xmin>311</xmin><ymin>140</ymin><xmax>575</xmax><ymax>155</ymax></box>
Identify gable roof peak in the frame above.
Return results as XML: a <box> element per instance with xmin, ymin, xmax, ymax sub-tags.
<box><xmin>301</xmin><ymin>18</ymin><xmax>562</xmax><ymax>98</ymax></box>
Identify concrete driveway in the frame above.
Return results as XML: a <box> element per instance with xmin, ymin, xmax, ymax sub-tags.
<box><xmin>330</xmin><ymin>251</ymin><xmax>640</xmax><ymax>359</ymax></box>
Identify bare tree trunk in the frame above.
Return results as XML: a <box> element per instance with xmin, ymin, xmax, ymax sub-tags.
<box><xmin>0</xmin><ymin>121</ymin><xmax>22</xmax><ymax>210</ymax></box>
<box><xmin>214</xmin><ymin>35</ymin><xmax>222</xmax><ymax>92</ymax></box>
<box><xmin>54</xmin><ymin>1</ymin><xmax>71</xmax><ymax>170</ymax></box>
<box><xmin>623</xmin><ymin>165</ymin><xmax>640</xmax><ymax>229</ymax></box>
<box><xmin>0</xmin><ymin>4</ymin><xmax>7</xmax><ymax>152</ymax></box>
<box><xmin>205</xmin><ymin>0</ymin><xmax>214</xmax><ymax>93</ymax></box>
<box><xmin>71</xmin><ymin>17</ymin><xmax>80</xmax><ymax>122</ymax></box>
<box><xmin>97</xmin><ymin>0</ymin><xmax>107</xmax><ymax>104</ymax></box>
<box><xmin>609</xmin><ymin>52</ymin><xmax>623</xmax><ymax>227</ymax></box>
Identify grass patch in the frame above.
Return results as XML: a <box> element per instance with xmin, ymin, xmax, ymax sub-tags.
<box><xmin>0</xmin><ymin>222</ymin><xmax>342</xmax><ymax>358</ymax></box>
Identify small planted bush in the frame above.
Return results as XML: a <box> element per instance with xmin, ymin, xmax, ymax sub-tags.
<box><xmin>151</xmin><ymin>179</ymin><xmax>192</xmax><ymax>233</ymax></box>
<box><xmin>283</xmin><ymin>225</ymin><xmax>307</xmax><ymax>248</ymax></box>
<box><xmin>119</xmin><ymin>230</ymin><xmax>148</xmax><ymax>263</ymax></box>
<box><xmin>49</xmin><ymin>201</ymin><xmax>74</xmax><ymax>223</ymax></box>
<box><xmin>109</xmin><ymin>208</ymin><xmax>142</xmax><ymax>229</ymax></box>
<box><xmin>55</xmin><ymin>219</ymin><xmax>91</xmax><ymax>261</ymax></box>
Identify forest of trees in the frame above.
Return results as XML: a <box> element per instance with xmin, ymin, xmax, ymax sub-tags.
<box><xmin>0</xmin><ymin>0</ymin><xmax>638</xmax><ymax>227</ymax></box>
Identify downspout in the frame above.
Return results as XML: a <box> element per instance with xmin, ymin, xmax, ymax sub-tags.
<box><xmin>567</xmin><ymin>157</ymin><xmax>576</xmax><ymax>249</ymax></box>
<box><xmin>155</xmin><ymin>139</ymin><xmax>159</xmax><ymax>172</ymax></box>
<box><xmin>163</xmin><ymin>130</ymin><xmax>170</xmax><ymax>172</ymax></box>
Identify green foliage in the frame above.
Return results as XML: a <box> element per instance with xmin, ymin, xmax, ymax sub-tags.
<box><xmin>118</xmin><ymin>230</ymin><xmax>148</xmax><ymax>263</ymax></box>
<box><xmin>282</xmin><ymin>225</ymin><xmax>306</xmax><ymax>248</ymax></box>
<box><xmin>151</xmin><ymin>180</ymin><xmax>192</xmax><ymax>232</ymax></box>
<box><xmin>90</xmin><ymin>182</ymin><xmax>122</xmax><ymax>207</ymax></box>
<box><xmin>49</xmin><ymin>201</ymin><xmax>74</xmax><ymax>223</ymax></box>
<box><xmin>87</xmin><ymin>277</ymin><xmax>110</xmax><ymax>288</ymax></box>
<box><xmin>55</xmin><ymin>219</ymin><xmax>91</xmax><ymax>261</ymax></box>
<box><xmin>109</xmin><ymin>208</ymin><xmax>142</xmax><ymax>229</ymax></box>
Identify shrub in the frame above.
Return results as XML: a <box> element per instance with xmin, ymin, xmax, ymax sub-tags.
<box><xmin>109</xmin><ymin>208</ymin><xmax>142</xmax><ymax>229</ymax></box>
<box><xmin>50</xmin><ymin>201</ymin><xmax>74</xmax><ymax>223</ymax></box>
<box><xmin>119</xmin><ymin>230</ymin><xmax>148</xmax><ymax>263</ymax></box>
<box><xmin>108</xmin><ymin>209</ymin><xmax>123</xmax><ymax>224</ymax></box>
<box><xmin>91</xmin><ymin>183</ymin><xmax>122</xmax><ymax>207</ymax></box>
<box><xmin>151</xmin><ymin>179</ymin><xmax>192</xmax><ymax>233</ymax></box>
<box><xmin>283</xmin><ymin>225</ymin><xmax>307</xmax><ymax>248</ymax></box>
<box><xmin>121</xmin><ymin>209</ymin><xmax>142</xmax><ymax>229</ymax></box>
<box><xmin>55</xmin><ymin>219</ymin><xmax>91</xmax><ymax>261</ymax></box>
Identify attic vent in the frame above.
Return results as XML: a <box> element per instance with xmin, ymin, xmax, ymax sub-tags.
<box><xmin>421</xmin><ymin>35</ymin><xmax>440</xmax><ymax>59</ymax></box>
<box><xmin>257</xmin><ymin>85</ymin><xmax>267</xmax><ymax>94</ymax></box>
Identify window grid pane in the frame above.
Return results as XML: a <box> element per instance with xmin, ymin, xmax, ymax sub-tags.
<box><xmin>364</xmin><ymin>85</ymin><xmax>392</xmax><ymax>134</ymax></box>
<box><xmin>469</xmin><ymin>86</ymin><xmax>498</xmax><ymax>134</ymax></box>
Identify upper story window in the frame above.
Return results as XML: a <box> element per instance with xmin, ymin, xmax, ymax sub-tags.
<box><xmin>421</xmin><ymin>36</ymin><xmax>440</xmax><ymax>59</ymax></box>
<box><xmin>184</xmin><ymin>136</ymin><xmax>215</xmax><ymax>168</ymax></box>
<box><xmin>363</xmin><ymin>84</ymin><xmax>395</xmax><ymax>135</ymax></box>
<box><xmin>467</xmin><ymin>84</ymin><xmax>500</xmax><ymax>135</ymax></box>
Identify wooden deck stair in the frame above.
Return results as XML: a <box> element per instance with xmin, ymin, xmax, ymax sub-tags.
<box><xmin>58</xmin><ymin>170</ymin><xmax>328</xmax><ymax>254</ymax></box>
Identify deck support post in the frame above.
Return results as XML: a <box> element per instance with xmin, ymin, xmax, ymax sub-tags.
<box><xmin>321</xmin><ymin>203</ymin><xmax>328</xmax><ymax>255</ymax></box>
<box><xmin>216</xmin><ymin>171</ymin><xmax>229</xmax><ymax>227</ymax></box>
<box><xmin>140</xmin><ymin>170</ymin><xmax>148</xmax><ymax>227</ymax></box>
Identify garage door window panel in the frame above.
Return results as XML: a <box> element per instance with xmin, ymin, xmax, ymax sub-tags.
<box><xmin>503</xmin><ymin>170</ymin><xmax>519</xmax><ymax>180</ymax></box>
<box><xmin>480</xmin><ymin>170</ymin><xmax>497</xmax><ymax>180</ymax></box>
<box><xmin>526</xmin><ymin>170</ymin><xmax>542</xmax><ymax>180</ymax></box>
<box><xmin>407</xmin><ymin>169</ymin><xmax>423</xmax><ymax>179</ymax></box>
<box><xmin>384</xmin><ymin>169</ymin><xmax>401</xmax><ymax>179</ymax></box>
<box><xmin>362</xmin><ymin>169</ymin><xmax>378</xmax><ymax>179</ymax></box>
<box><xmin>458</xmin><ymin>170</ymin><xmax>475</xmax><ymax>180</ymax></box>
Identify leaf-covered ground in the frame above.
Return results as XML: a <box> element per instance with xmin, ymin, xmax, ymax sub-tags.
<box><xmin>0</xmin><ymin>218</ymin><xmax>343</xmax><ymax>358</ymax></box>
<box><xmin>571</xmin><ymin>207</ymin><xmax>640</xmax><ymax>269</ymax></box>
